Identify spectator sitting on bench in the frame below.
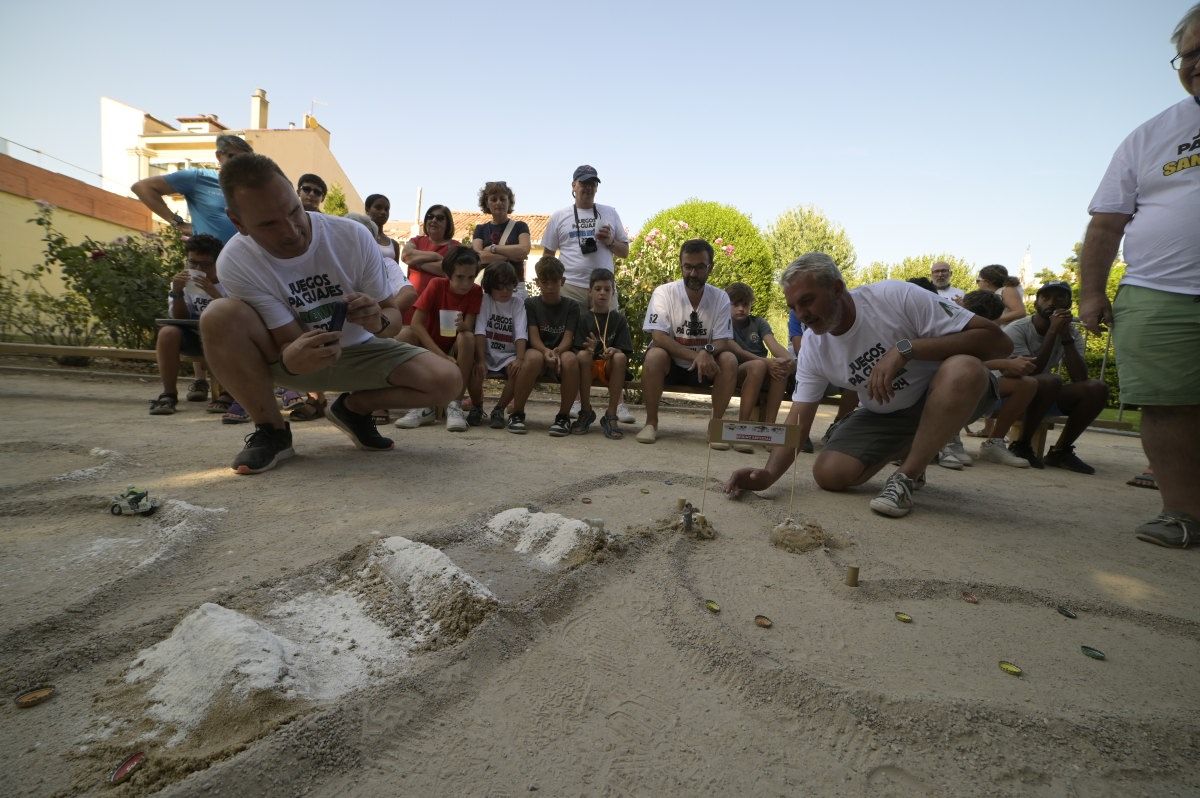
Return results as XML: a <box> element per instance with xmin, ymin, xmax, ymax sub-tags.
<box><xmin>474</xmin><ymin>262</ymin><xmax>538</xmax><ymax>434</ymax></box>
<box><xmin>574</xmin><ymin>268</ymin><xmax>633</xmax><ymax>439</ymax></box>
<box><xmin>149</xmin><ymin>234</ymin><xmax>229</xmax><ymax>416</ymax></box>
<box><xmin>526</xmin><ymin>256</ymin><xmax>581</xmax><ymax>438</ymax></box>
<box><xmin>959</xmin><ymin>290</ymin><xmax>1041</xmax><ymax>468</ymax></box>
<box><xmin>395</xmin><ymin>247</ymin><xmax>483</xmax><ymax>431</ymax></box>
<box><xmin>636</xmin><ymin>238</ymin><xmax>744</xmax><ymax>451</ymax></box>
<box><xmin>725</xmin><ymin>282</ymin><xmax>794</xmax><ymax>424</ymax></box>
<box><xmin>1003</xmin><ymin>281</ymin><xmax>1108</xmax><ymax>472</ymax></box>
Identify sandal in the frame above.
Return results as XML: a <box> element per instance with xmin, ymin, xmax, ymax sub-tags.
<box><xmin>186</xmin><ymin>380</ymin><xmax>210</xmax><ymax>402</ymax></box>
<box><xmin>207</xmin><ymin>393</ymin><xmax>234</xmax><ymax>414</ymax></box>
<box><xmin>571</xmin><ymin>408</ymin><xmax>597</xmax><ymax>435</ymax></box>
<box><xmin>148</xmin><ymin>393</ymin><xmax>178</xmax><ymax>415</ymax></box>
<box><xmin>290</xmin><ymin>397</ymin><xmax>326</xmax><ymax>422</ymax></box>
<box><xmin>600</xmin><ymin>414</ymin><xmax>624</xmax><ymax>440</ymax></box>
<box><xmin>222</xmin><ymin>400</ymin><xmax>250</xmax><ymax>424</ymax></box>
<box><xmin>1126</xmin><ymin>472</ymin><xmax>1158</xmax><ymax>490</ymax></box>
<box><xmin>280</xmin><ymin>390</ymin><xmax>307</xmax><ymax>411</ymax></box>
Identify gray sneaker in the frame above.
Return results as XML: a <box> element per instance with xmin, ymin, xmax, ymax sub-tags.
<box><xmin>870</xmin><ymin>471</ymin><xmax>915</xmax><ymax>518</ymax></box>
<box><xmin>979</xmin><ymin>438</ymin><xmax>1030</xmax><ymax>468</ymax></box>
<box><xmin>946</xmin><ymin>438</ymin><xmax>973</xmax><ymax>466</ymax></box>
<box><xmin>1135</xmin><ymin>513</ymin><xmax>1198</xmax><ymax>548</ymax></box>
<box><xmin>936</xmin><ymin>447</ymin><xmax>964</xmax><ymax>470</ymax></box>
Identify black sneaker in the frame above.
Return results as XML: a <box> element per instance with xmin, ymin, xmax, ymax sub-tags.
<box><xmin>549</xmin><ymin>414</ymin><xmax>571</xmax><ymax>437</ymax></box>
<box><xmin>1008</xmin><ymin>440</ymin><xmax>1044</xmax><ymax>469</ymax></box>
<box><xmin>1044</xmin><ymin>444</ymin><xmax>1095</xmax><ymax>474</ymax></box>
<box><xmin>148</xmin><ymin>393</ymin><xmax>178</xmax><ymax>415</ymax></box>
<box><xmin>327</xmin><ymin>393</ymin><xmax>394</xmax><ymax>451</ymax></box>
<box><xmin>801</xmin><ymin>437</ymin><xmax>814</xmax><ymax>454</ymax></box>
<box><xmin>571</xmin><ymin>409</ymin><xmax>596</xmax><ymax>435</ymax></box>
<box><xmin>507</xmin><ymin>411</ymin><xmax>527</xmax><ymax>434</ymax></box>
<box><xmin>466</xmin><ymin>406</ymin><xmax>484</xmax><ymax>427</ymax></box>
<box><xmin>489</xmin><ymin>406</ymin><xmax>506</xmax><ymax>429</ymax></box>
<box><xmin>232</xmin><ymin>423</ymin><xmax>295</xmax><ymax>475</ymax></box>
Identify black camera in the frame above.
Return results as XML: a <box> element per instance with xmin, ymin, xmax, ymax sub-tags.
<box><xmin>579</xmin><ymin>236</ymin><xmax>598</xmax><ymax>254</ymax></box>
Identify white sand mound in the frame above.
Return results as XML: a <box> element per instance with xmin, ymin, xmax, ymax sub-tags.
<box><xmin>53</xmin><ymin>447</ymin><xmax>122</xmax><ymax>482</ymax></box>
<box><xmin>485</xmin><ymin>508</ymin><xmax>594</xmax><ymax>567</ymax></box>
<box><xmin>138</xmin><ymin>499</ymin><xmax>226</xmax><ymax>568</ymax></box>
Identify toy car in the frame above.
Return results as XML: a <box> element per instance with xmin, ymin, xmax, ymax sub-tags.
<box><xmin>109</xmin><ymin>486</ymin><xmax>159</xmax><ymax>516</ymax></box>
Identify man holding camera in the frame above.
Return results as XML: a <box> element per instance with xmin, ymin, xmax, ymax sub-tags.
<box><xmin>541</xmin><ymin>165</ymin><xmax>630</xmax><ymax>307</ymax></box>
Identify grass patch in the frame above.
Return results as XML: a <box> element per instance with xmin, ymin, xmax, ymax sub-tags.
<box><xmin>1098</xmin><ymin>406</ymin><xmax>1140</xmax><ymax>432</ymax></box>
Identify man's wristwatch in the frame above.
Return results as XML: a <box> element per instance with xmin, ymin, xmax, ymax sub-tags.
<box><xmin>895</xmin><ymin>338</ymin><xmax>914</xmax><ymax>362</ymax></box>
<box><xmin>703</xmin><ymin>343</ymin><xmax>716</xmax><ymax>354</ymax></box>
<box><xmin>168</xmin><ymin>290</ymin><xmax>184</xmax><ymax>299</ymax></box>
<box><xmin>377</xmin><ymin>315</ymin><xmax>391</xmax><ymax>335</ymax></box>
<box><xmin>171</xmin><ymin>214</ymin><xmax>185</xmax><ymax>227</ymax></box>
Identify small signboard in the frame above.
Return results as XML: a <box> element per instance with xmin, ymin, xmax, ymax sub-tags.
<box><xmin>708</xmin><ymin>419</ymin><xmax>803</xmax><ymax>450</ymax></box>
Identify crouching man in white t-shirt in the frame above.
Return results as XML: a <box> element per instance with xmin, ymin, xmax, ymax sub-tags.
<box><xmin>200</xmin><ymin>154</ymin><xmax>462</xmax><ymax>475</ymax></box>
<box><xmin>724</xmin><ymin>253</ymin><xmax>1012</xmax><ymax>518</ymax></box>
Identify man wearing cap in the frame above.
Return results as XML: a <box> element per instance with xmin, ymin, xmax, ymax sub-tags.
<box><xmin>541</xmin><ymin>165</ymin><xmax>629</xmax><ymax>307</ymax></box>
<box><xmin>931</xmin><ymin>261</ymin><xmax>965</xmax><ymax>302</ymax></box>
<box><xmin>131</xmin><ymin>134</ymin><xmax>252</xmax><ymax>244</ymax></box>
<box><xmin>1003</xmin><ymin>282</ymin><xmax>1108</xmax><ymax>474</ymax></box>
<box><xmin>1079</xmin><ymin>3</ymin><xmax>1200</xmax><ymax>547</ymax></box>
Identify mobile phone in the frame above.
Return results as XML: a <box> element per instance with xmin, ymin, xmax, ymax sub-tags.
<box><xmin>327</xmin><ymin>300</ymin><xmax>348</xmax><ymax>332</ymax></box>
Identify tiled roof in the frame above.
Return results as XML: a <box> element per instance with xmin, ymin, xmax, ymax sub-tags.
<box><xmin>384</xmin><ymin>212</ymin><xmax>551</xmax><ymax>245</ymax></box>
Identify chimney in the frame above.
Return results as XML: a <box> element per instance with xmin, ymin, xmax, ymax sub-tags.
<box><xmin>250</xmin><ymin>89</ymin><xmax>269</xmax><ymax>130</ymax></box>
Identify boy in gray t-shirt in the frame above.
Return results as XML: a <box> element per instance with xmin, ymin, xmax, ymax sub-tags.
<box><xmin>725</xmin><ymin>282</ymin><xmax>795</xmax><ymax>425</ymax></box>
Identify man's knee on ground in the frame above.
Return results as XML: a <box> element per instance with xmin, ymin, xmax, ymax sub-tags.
<box><xmin>811</xmin><ymin>453</ymin><xmax>859</xmax><ymax>492</ymax></box>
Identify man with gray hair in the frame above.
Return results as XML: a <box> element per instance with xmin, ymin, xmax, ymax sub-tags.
<box><xmin>131</xmin><ymin>133</ymin><xmax>253</xmax><ymax>244</ymax></box>
<box><xmin>931</xmin><ymin>261</ymin><xmax>964</xmax><ymax>302</ymax></box>
<box><xmin>724</xmin><ymin>252</ymin><xmax>1012</xmax><ymax>517</ymax></box>
<box><xmin>1079</xmin><ymin>3</ymin><xmax>1200</xmax><ymax>548</ymax></box>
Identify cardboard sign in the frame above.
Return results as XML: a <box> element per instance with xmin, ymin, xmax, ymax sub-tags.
<box><xmin>707</xmin><ymin>419</ymin><xmax>803</xmax><ymax>449</ymax></box>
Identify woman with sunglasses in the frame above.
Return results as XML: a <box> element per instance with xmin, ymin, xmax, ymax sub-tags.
<box><xmin>401</xmin><ymin>204</ymin><xmax>458</xmax><ymax>323</ymax></box>
<box><xmin>472</xmin><ymin>181</ymin><xmax>532</xmax><ymax>298</ymax></box>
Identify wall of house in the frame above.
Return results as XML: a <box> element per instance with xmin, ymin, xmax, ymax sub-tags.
<box><xmin>245</xmin><ymin>128</ymin><xmax>364</xmax><ymax>211</ymax></box>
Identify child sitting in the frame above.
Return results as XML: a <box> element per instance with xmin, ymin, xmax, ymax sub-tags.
<box><xmin>526</xmin><ymin>256</ymin><xmax>581</xmax><ymax>437</ymax></box>
<box><xmin>724</xmin><ymin>282</ymin><xmax>795</xmax><ymax>425</ymax></box>
<box><xmin>473</xmin><ymin>262</ymin><xmax>538</xmax><ymax>434</ymax></box>
<box><xmin>149</xmin><ymin>234</ymin><xmax>231</xmax><ymax>415</ymax></box>
<box><xmin>573</xmin><ymin>268</ymin><xmax>633</xmax><ymax>439</ymax></box>
<box><xmin>395</xmin><ymin>247</ymin><xmax>484</xmax><ymax>431</ymax></box>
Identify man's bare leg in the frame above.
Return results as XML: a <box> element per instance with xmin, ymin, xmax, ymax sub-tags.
<box><xmin>711</xmin><ymin>351</ymin><xmax>740</xmax><ymax>420</ymax></box>
<box><xmin>898</xmin><ymin>356</ymin><xmax>988</xmax><ymax>480</ymax></box>
<box><xmin>340</xmin><ymin>353</ymin><xmax>462</xmax><ymax>415</ymax></box>
<box><xmin>1141</xmin><ymin>405</ymin><xmax>1200</xmax><ymax>521</ymax></box>
<box><xmin>155</xmin><ymin>325</ymin><xmax>183</xmax><ymax>394</ymax></box>
<box><xmin>992</xmin><ymin>375</ymin><xmax>1036</xmax><ymax>439</ymax></box>
<box><xmin>510</xmin><ymin>349</ymin><xmax>544</xmax><ymax>415</ymax></box>
<box><xmin>640</xmin><ymin>347</ymin><xmax>670</xmax><ymax>430</ymax></box>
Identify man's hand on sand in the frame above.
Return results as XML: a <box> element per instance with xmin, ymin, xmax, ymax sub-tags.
<box><xmin>724</xmin><ymin>466</ymin><xmax>775</xmax><ymax>498</ymax></box>
<box><xmin>282</xmin><ymin>330</ymin><xmax>341</xmax><ymax>374</ymax></box>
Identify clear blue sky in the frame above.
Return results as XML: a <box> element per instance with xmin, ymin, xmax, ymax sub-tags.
<box><xmin>1</xmin><ymin>0</ymin><xmax>1190</xmax><ymax>273</ymax></box>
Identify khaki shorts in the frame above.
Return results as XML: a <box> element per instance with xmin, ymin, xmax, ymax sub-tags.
<box><xmin>269</xmin><ymin>338</ymin><xmax>427</xmax><ymax>393</ymax></box>
<box><xmin>824</xmin><ymin>370</ymin><xmax>999</xmax><ymax>467</ymax></box>
<box><xmin>1113</xmin><ymin>285</ymin><xmax>1200</xmax><ymax>406</ymax></box>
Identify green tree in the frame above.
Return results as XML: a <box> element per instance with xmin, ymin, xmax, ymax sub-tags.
<box><xmin>323</xmin><ymin>184</ymin><xmax>349</xmax><ymax>216</ymax></box>
<box><xmin>617</xmin><ymin>200</ymin><xmax>773</xmax><ymax>370</ymax></box>
<box><xmin>846</xmin><ymin>253</ymin><xmax>974</xmax><ymax>290</ymax></box>
<box><xmin>763</xmin><ymin>205</ymin><xmax>857</xmax><ymax>274</ymax></box>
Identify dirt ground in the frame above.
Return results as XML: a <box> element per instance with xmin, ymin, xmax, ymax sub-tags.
<box><xmin>1</xmin><ymin>368</ymin><xmax>1197</xmax><ymax>797</ymax></box>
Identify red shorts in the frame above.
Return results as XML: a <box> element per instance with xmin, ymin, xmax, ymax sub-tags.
<box><xmin>591</xmin><ymin>359</ymin><xmax>610</xmax><ymax>382</ymax></box>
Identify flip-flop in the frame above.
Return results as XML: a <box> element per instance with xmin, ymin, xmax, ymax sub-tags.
<box><xmin>221</xmin><ymin>401</ymin><xmax>250</xmax><ymax>424</ymax></box>
<box><xmin>1126</xmin><ymin>472</ymin><xmax>1158</xmax><ymax>490</ymax></box>
<box><xmin>290</xmin><ymin>397</ymin><xmax>326</xmax><ymax>422</ymax></box>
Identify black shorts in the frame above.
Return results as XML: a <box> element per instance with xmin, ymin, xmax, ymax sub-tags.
<box><xmin>665</xmin><ymin>361</ymin><xmax>714</xmax><ymax>388</ymax></box>
<box><xmin>179</xmin><ymin>327</ymin><xmax>204</xmax><ymax>357</ymax></box>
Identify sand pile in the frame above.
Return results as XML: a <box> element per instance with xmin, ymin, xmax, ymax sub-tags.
<box><xmin>770</xmin><ymin>519</ymin><xmax>850</xmax><ymax>553</ymax></box>
<box><xmin>485</xmin><ymin>508</ymin><xmax>603</xmax><ymax>567</ymax></box>
<box><xmin>52</xmin><ymin>446</ymin><xmax>123</xmax><ymax>482</ymax></box>
<box><xmin>138</xmin><ymin>500</ymin><xmax>226</xmax><ymax>568</ymax></box>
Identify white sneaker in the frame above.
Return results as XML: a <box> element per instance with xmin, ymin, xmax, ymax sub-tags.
<box><xmin>569</xmin><ymin>399</ymin><xmax>581</xmax><ymax>419</ymax></box>
<box><xmin>616</xmin><ymin>402</ymin><xmax>636</xmax><ymax>424</ymax></box>
<box><xmin>947</xmin><ymin>438</ymin><xmax>973</xmax><ymax>466</ymax></box>
<box><xmin>445</xmin><ymin>402</ymin><xmax>467</xmax><ymax>432</ymax></box>
<box><xmin>394</xmin><ymin>407</ymin><xmax>436</xmax><ymax>429</ymax></box>
<box><xmin>936</xmin><ymin>447</ymin><xmax>964</xmax><ymax>470</ymax></box>
<box><xmin>978</xmin><ymin>438</ymin><xmax>1030</xmax><ymax>468</ymax></box>
<box><xmin>870</xmin><ymin>471</ymin><xmax>915</xmax><ymax>517</ymax></box>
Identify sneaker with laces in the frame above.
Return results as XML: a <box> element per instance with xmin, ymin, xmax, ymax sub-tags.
<box><xmin>936</xmin><ymin>447</ymin><xmax>964</xmax><ymax>470</ymax></box>
<box><xmin>489</xmin><ymin>406</ymin><xmax>506</xmax><ymax>429</ymax></box>
<box><xmin>148</xmin><ymin>393</ymin><xmax>178</xmax><ymax>415</ymax></box>
<box><xmin>327</xmin><ymin>394</ymin><xmax>394</xmax><ymax>451</ymax></box>
<box><xmin>616</xmin><ymin>402</ymin><xmax>636</xmax><ymax>424</ymax></box>
<box><xmin>466</xmin><ymin>406</ymin><xmax>484</xmax><ymax>427</ymax></box>
<box><xmin>445</xmin><ymin>401</ymin><xmax>468</xmax><ymax>432</ymax></box>
<box><xmin>979</xmin><ymin>438</ymin><xmax>1030</xmax><ymax>468</ymax></box>
<box><xmin>1135</xmin><ymin>512</ymin><xmax>1198</xmax><ymax>548</ymax></box>
<box><xmin>548</xmin><ymin>414</ymin><xmax>571</xmax><ymax>437</ymax></box>
<box><xmin>571</xmin><ymin>408</ymin><xmax>596</xmax><ymax>435</ymax></box>
<box><xmin>1044</xmin><ymin>444</ymin><xmax>1095</xmax><ymax>474</ymax></box>
<box><xmin>569</xmin><ymin>399</ymin><xmax>582</xmax><ymax>419</ymax></box>
<box><xmin>232</xmin><ymin>423</ymin><xmax>294</xmax><ymax>475</ymax></box>
<box><xmin>394</xmin><ymin>407</ymin><xmax>436</xmax><ymax>429</ymax></box>
<box><xmin>1007</xmin><ymin>440</ymin><xmax>1043</xmax><ymax>469</ymax></box>
<box><xmin>186</xmin><ymin>380</ymin><xmax>209</xmax><ymax>402</ymax></box>
<box><xmin>507</xmin><ymin>411</ymin><xmax>527</xmax><ymax>434</ymax></box>
<box><xmin>870</xmin><ymin>471</ymin><xmax>915</xmax><ymax>517</ymax></box>
<box><xmin>946</xmin><ymin>438</ymin><xmax>973</xmax><ymax>466</ymax></box>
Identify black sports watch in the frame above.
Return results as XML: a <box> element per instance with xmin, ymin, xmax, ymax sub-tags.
<box><xmin>703</xmin><ymin>343</ymin><xmax>716</xmax><ymax>354</ymax></box>
<box><xmin>895</xmin><ymin>338</ymin><xmax>914</xmax><ymax>361</ymax></box>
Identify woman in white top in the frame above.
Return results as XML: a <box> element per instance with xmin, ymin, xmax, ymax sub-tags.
<box><xmin>976</xmin><ymin>264</ymin><xmax>1027</xmax><ymax>326</ymax></box>
<box><xmin>365</xmin><ymin>194</ymin><xmax>402</xmax><ymax>266</ymax></box>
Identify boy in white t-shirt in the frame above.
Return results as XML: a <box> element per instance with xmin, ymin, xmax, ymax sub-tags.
<box><xmin>637</xmin><ymin>239</ymin><xmax>741</xmax><ymax>449</ymax></box>
<box><xmin>200</xmin><ymin>154</ymin><xmax>462</xmax><ymax>475</ymax></box>
<box><xmin>725</xmin><ymin>253</ymin><xmax>1012</xmax><ymax>518</ymax></box>
<box><xmin>473</xmin><ymin>262</ymin><xmax>538</xmax><ymax>434</ymax></box>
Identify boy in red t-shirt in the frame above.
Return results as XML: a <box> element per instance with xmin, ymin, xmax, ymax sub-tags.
<box><xmin>395</xmin><ymin>248</ymin><xmax>484</xmax><ymax>430</ymax></box>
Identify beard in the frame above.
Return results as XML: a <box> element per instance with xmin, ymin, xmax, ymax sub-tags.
<box><xmin>684</xmin><ymin>276</ymin><xmax>706</xmax><ymax>291</ymax></box>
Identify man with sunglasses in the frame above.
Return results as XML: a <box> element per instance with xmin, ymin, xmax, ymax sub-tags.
<box><xmin>1079</xmin><ymin>3</ymin><xmax>1200</xmax><ymax>548</ymax></box>
<box><xmin>296</xmin><ymin>174</ymin><xmax>328</xmax><ymax>213</ymax></box>
<box><xmin>1003</xmin><ymin>282</ymin><xmax>1108</xmax><ymax>473</ymax></box>
<box><xmin>131</xmin><ymin>134</ymin><xmax>252</xmax><ymax>244</ymax></box>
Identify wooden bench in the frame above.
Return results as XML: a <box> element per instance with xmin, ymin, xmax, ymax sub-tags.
<box><xmin>0</xmin><ymin>342</ymin><xmax>220</xmax><ymax>398</ymax></box>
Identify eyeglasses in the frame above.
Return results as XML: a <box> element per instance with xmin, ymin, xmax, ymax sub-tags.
<box><xmin>426</xmin><ymin>214</ymin><xmax>447</xmax><ymax>222</ymax></box>
<box><xmin>1171</xmin><ymin>46</ymin><xmax>1200</xmax><ymax>70</ymax></box>
<box><xmin>299</xmin><ymin>185</ymin><xmax>324</xmax><ymax>196</ymax></box>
